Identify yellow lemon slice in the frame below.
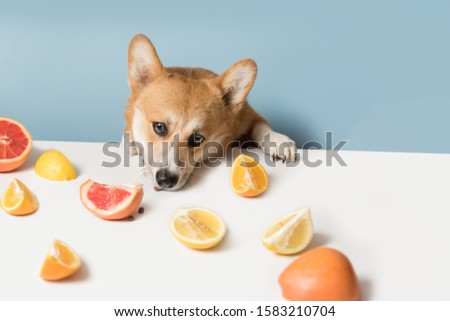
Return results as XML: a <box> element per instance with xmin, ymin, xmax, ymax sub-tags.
<box><xmin>170</xmin><ymin>207</ymin><xmax>227</xmax><ymax>250</ymax></box>
<box><xmin>231</xmin><ymin>154</ymin><xmax>268</xmax><ymax>197</ymax></box>
<box><xmin>40</xmin><ymin>240</ymin><xmax>82</xmax><ymax>281</ymax></box>
<box><xmin>262</xmin><ymin>208</ymin><xmax>313</xmax><ymax>255</ymax></box>
<box><xmin>1</xmin><ymin>178</ymin><xmax>39</xmax><ymax>215</ymax></box>
<box><xmin>35</xmin><ymin>150</ymin><xmax>77</xmax><ymax>181</ymax></box>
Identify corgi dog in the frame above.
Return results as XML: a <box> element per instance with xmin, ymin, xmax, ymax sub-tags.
<box><xmin>124</xmin><ymin>34</ymin><xmax>296</xmax><ymax>191</ymax></box>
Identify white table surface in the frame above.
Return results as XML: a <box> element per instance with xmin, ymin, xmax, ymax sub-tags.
<box><xmin>0</xmin><ymin>140</ymin><xmax>449</xmax><ymax>300</ymax></box>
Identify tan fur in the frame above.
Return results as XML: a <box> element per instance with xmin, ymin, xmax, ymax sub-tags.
<box><xmin>124</xmin><ymin>34</ymin><xmax>295</xmax><ymax>190</ymax></box>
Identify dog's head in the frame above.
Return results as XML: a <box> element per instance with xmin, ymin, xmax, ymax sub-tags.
<box><xmin>126</xmin><ymin>34</ymin><xmax>257</xmax><ymax>190</ymax></box>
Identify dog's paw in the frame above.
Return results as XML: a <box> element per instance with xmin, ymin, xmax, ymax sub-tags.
<box><xmin>261</xmin><ymin>131</ymin><xmax>297</xmax><ymax>162</ymax></box>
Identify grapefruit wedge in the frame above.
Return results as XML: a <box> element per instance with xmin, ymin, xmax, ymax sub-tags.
<box><xmin>0</xmin><ymin>117</ymin><xmax>32</xmax><ymax>172</ymax></box>
<box><xmin>80</xmin><ymin>179</ymin><xmax>144</xmax><ymax>220</ymax></box>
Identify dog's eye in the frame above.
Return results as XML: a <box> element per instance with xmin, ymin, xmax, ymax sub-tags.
<box><xmin>153</xmin><ymin>122</ymin><xmax>167</xmax><ymax>136</ymax></box>
<box><xmin>188</xmin><ymin>133</ymin><xmax>205</xmax><ymax>147</ymax></box>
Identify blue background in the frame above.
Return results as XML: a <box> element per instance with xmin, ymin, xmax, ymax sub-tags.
<box><xmin>1</xmin><ymin>0</ymin><xmax>449</xmax><ymax>153</ymax></box>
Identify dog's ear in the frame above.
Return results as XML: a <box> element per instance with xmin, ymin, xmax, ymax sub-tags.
<box><xmin>214</xmin><ymin>59</ymin><xmax>257</xmax><ymax>108</ymax></box>
<box><xmin>128</xmin><ymin>34</ymin><xmax>165</xmax><ymax>92</ymax></box>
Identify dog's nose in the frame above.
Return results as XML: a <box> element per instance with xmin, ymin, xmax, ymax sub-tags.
<box><xmin>155</xmin><ymin>169</ymin><xmax>179</xmax><ymax>189</ymax></box>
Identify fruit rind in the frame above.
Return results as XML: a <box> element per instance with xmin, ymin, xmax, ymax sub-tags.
<box><xmin>34</xmin><ymin>150</ymin><xmax>77</xmax><ymax>181</ymax></box>
<box><xmin>279</xmin><ymin>247</ymin><xmax>361</xmax><ymax>301</ymax></box>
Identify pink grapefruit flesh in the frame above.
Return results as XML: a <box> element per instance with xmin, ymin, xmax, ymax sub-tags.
<box><xmin>0</xmin><ymin>117</ymin><xmax>32</xmax><ymax>172</ymax></box>
<box><xmin>80</xmin><ymin>179</ymin><xmax>144</xmax><ymax>220</ymax></box>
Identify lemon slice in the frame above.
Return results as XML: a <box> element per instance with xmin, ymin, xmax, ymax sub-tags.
<box><xmin>1</xmin><ymin>178</ymin><xmax>39</xmax><ymax>215</ymax></box>
<box><xmin>170</xmin><ymin>207</ymin><xmax>227</xmax><ymax>250</ymax></box>
<box><xmin>35</xmin><ymin>150</ymin><xmax>77</xmax><ymax>181</ymax></box>
<box><xmin>262</xmin><ymin>208</ymin><xmax>313</xmax><ymax>255</ymax></box>
<box><xmin>40</xmin><ymin>240</ymin><xmax>82</xmax><ymax>281</ymax></box>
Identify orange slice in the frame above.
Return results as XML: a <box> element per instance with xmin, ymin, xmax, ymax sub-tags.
<box><xmin>40</xmin><ymin>240</ymin><xmax>82</xmax><ymax>281</ymax></box>
<box><xmin>0</xmin><ymin>117</ymin><xmax>32</xmax><ymax>172</ymax></box>
<box><xmin>1</xmin><ymin>178</ymin><xmax>39</xmax><ymax>215</ymax></box>
<box><xmin>80</xmin><ymin>179</ymin><xmax>144</xmax><ymax>220</ymax></box>
<box><xmin>231</xmin><ymin>154</ymin><xmax>268</xmax><ymax>197</ymax></box>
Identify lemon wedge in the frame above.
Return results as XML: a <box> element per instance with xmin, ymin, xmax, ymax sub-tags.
<box><xmin>1</xmin><ymin>178</ymin><xmax>39</xmax><ymax>215</ymax></box>
<box><xmin>35</xmin><ymin>150</ymin><xmax>77</xmax><ymax>181</ymax></box>
<box><xmin>262</xmin><ymin>208</ymin><xmax>313</xmax><ymax>255</ymax></box>
<box><xmin>170</xmin><ymin>207</ymin><xmax>227</xmax><ymax>250</ymax></box>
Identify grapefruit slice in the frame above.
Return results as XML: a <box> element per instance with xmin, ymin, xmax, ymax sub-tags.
<box><xmin>80</xmin><ymin>179</ymin><xmax>144</xmax><ymax>220</ymax></box>
<box><xmin>0</xmin><ymin>117</ymin><xmax>32</xmax><ymax>172</ymax></box>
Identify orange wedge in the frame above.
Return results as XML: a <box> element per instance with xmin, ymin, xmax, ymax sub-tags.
<box><xmin>1</xmin><ymin>178</ymin><xmax>39</xmax><ymax>215</ymax></box>
<box><xmin>231</xmin><ymin>154</ymin><xmax>268</xmax><ymax>197</ymax></box>
<box><xmin>40</xmin><ymin>240</ymin><xmax>82</xmax><ymax>281</ymax></box>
